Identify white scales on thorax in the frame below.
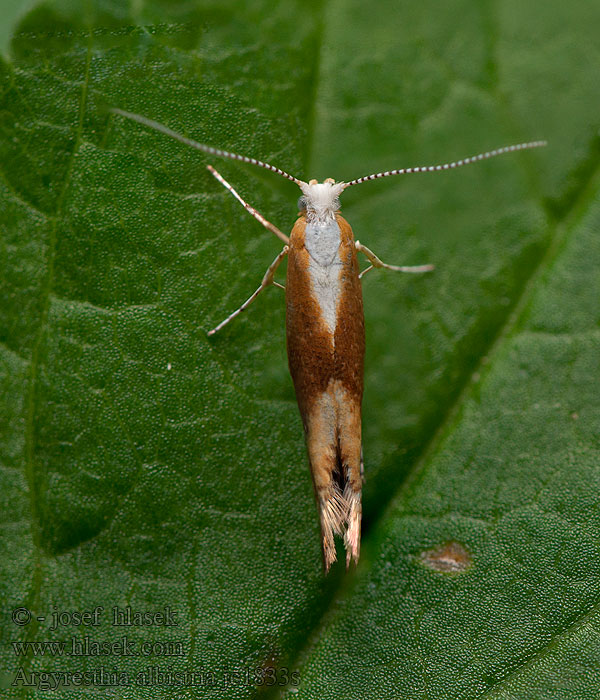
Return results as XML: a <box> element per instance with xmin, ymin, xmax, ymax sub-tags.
<box><xmin>304</xmin><ymin>219</ymin><xmax>343</xmax><ymax>337</ymax></box>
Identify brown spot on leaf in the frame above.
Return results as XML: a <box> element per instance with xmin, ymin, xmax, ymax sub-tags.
<box><xmin>420</xmin><ymin>541</ymin><xmax>472</xmax><ymax>573</ymax></box>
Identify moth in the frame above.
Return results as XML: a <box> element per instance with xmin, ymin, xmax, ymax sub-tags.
<box><xmin>112</xmin><ymin>108</ymin><xmax>545</xmax><ymax>572</ymax></box>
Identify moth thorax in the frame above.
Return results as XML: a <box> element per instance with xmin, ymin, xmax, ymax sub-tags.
<box><xmin>300</xmin><ymin>178</ymin><xmax>346</xmax><ymax>222</ymax></box>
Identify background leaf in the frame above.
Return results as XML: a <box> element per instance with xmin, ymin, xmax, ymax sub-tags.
<box><xmin>1</xmin><ymin>0</ymin><xmax>599</xmax><ymax>698</ymax></box>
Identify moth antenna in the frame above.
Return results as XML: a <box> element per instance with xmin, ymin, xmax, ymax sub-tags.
<box><xmin>111</xmin><ymin>108</ymin><xmax>306</xmax><ymax>187</ymax></box>
<box><xmin>343</xmin><ymin>140</ymin><xmax>547</xmax><ymax>188</ymax></box>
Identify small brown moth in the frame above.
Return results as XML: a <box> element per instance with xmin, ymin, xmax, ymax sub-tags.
<box><xmin>112</xmin><ymin>108</ymin><xmax>545</xmax><ymax>572</ymax></box>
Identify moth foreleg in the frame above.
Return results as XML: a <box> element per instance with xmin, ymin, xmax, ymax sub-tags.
<box><xmin>355</xmin><ymin>240</ymin><xmax>434</xmax><ymax>279</ymax></box>
<box><xmin>207</xmin><ymin>165</ymin><xmax>289</xmax><ymax>244</ymax></box>
<box><xmin>208</xmin><ymin>246</ymin><xmax>288</xmax><ymax>336</ymax></box>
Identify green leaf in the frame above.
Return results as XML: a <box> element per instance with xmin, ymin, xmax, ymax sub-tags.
<box><xmin>0</xmin><ymin>0</ymin><xmax>37</xmax><ymax>58</ymax></box>
<box><xmin>1</xmin><ymin>1</ymin><xmax>599</xmax><ymax>698</ymax></box>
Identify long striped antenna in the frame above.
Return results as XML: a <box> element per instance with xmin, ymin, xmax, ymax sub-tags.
<box><xmin>111</xmin><ymin>108</ymin><xmax>306</xmax><ymax>187</ymax></box>
<box><xmin>343</xmin><ymin>140</ymin><xmax>547</xmax><ymax>188</ymax></box>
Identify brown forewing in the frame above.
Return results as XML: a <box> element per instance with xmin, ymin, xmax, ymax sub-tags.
<box><xmin>285</xmin><ymin>214</ymin><xmax>365</xmax><ymax>427</ymax></box>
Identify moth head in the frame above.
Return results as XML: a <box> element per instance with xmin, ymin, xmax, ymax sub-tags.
<box><xmin>298</xmin><ymin>178</ymin><xmax>346</xmax><ymax>221</ymax></box>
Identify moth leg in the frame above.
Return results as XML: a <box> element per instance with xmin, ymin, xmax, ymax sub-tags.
<box><xmin>207</xmin><ymin>165</ymin><xmax>289</xmax><ymax>244</ymax></box>
<box><xmin>355</xmin><ymin>240</ymin><xmax>434</xmax><ymax>279</ymax></box>
<box><xmin>208</xmin><ymin>246</ymin><xmax>289</xmax><ymax>336</ymax></box>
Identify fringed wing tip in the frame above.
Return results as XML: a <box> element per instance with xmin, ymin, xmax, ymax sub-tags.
<box><xmin>320</xmin><ymin>487</ymin><xmax>362</xmax><ymax>574</ymax></box>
